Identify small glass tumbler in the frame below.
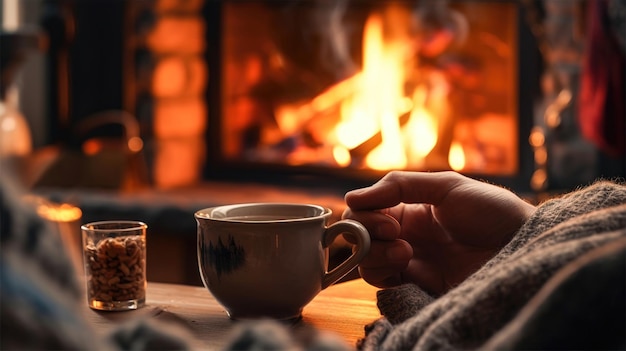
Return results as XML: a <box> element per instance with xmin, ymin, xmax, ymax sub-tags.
<box><xmin>81</xmin><ymin>220</ymin><xmax>147</xmax><ymax>311</ymax></box>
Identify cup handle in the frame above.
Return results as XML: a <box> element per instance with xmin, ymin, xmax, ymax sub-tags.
<box><xmin>321</xmin><ymin>219</ymin><xmax>371</xmax><ymax>289</ymax></box>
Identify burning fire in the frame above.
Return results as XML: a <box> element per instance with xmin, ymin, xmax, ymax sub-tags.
<box><xmin>276</xmin><ymin>8</ymin><xmax>465</xmax><ymax>172</ymax></box>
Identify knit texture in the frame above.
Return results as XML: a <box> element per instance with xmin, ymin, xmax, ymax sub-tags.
<box><xmin>359</xmin><ymin>180</ymin><xmax>626</xmax><ymax>350</ymax></box>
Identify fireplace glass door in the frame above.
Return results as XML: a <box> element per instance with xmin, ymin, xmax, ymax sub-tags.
<box><xmin>217</xmin><ymin>0</ymin><xmax>520</xmax><ymax>178</ymax></box>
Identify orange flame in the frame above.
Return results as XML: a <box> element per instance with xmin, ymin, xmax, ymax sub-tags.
<box><xmin>275</xmin><ymin>7</ymin><xmax>468</xmax><ymax>171</ymax></box>
<box><xmin>333</xmin><ymin>10</ymin><xmax>448</xmax><ymax>170</ymax></box>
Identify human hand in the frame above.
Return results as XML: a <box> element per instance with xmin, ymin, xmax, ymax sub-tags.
<box><xmin>342</xmin><ymin>171</ymin><xmax>536</xmax><ymax>295</ymax></box>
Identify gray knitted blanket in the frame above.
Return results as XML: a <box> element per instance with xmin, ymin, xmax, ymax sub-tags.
<box><xmin>358</xmin><ymin>180</ymin><xmax>626</xmax><ymax>350</ymax></box>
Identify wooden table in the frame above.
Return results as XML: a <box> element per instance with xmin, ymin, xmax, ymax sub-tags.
<box><xmin>85</xmin><ymin>278</ymin><xmax>380</xmax><ymax>349</ymax></box>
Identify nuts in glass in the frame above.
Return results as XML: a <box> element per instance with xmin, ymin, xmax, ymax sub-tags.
<box><xmin>84</xmin><ymin>235</ymin><xmax>146</xmax><ymax>303</ymax></box>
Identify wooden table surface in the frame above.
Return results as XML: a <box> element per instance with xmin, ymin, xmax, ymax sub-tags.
<box><xmin>84</xmin><ymin>278</ymin><xmax>381</xmax><ymax>349</ymax></box>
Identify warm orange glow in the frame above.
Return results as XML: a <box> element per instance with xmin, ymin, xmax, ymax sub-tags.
<box><xmin>275</xmin><ymin>74</ymin><xmax>362</xmax><ymax>136</ymax></box>
<box><xmin>405</xmin><ymin>108</ymin><xmax>438</xmax><ymax>158</ymax></box>
<box><xmin>187</xmin><ymin>57</ymin><xmax>208</xmax><ymax>95</ymax></box>
<box><xmin>448</xmin><ymin>142</ymin><xmax>466</xmax><ymax>171</ymax></box>
<box><xmin>333</xmin><ymin>146</ymin><xmax>351</xmax><ymax>167</ymax></box>
<box><xmin>361</xmin><ymin>14</ymin><xmax>407</xmax><ymax>170</ymax></box>
<box><xmin>37</xmin><ymin>203</ymin><xmax>82</xmax><ymax>222</ymax></box>
<box><xmin>146</xmin><ymin>17</ymin><xmax>205</xmax><ymax>54</ymax></box>
<box><xmin>529</xmin><ymin>127</ymin><xmax>545</xmax><ymax>147</ymax></box>
<box><xmin>153</xmin><ymin>137</ymin><xmax>205</xmax><ymax>188</ymax></box>
<box><xmin>336</xmin><ymin>15</ymin><xmax>390</xmax><ymax>151</ymax></box>
<box><xmin>145</xmin><ymin>3</ymin><xmax>208</xmax><ymax>190</ymax></box>
<box><xmin>531</xmin><ymin>169</ymin><xmax>548</xmax><ymax>191</ymax></box>
<box><xmin>155</xmin><ymin>0</ymin><xmax>203</xmax><ymax>13</ymax></box>
<box><xmin>152</xmin><ymin>58</ymin><xmax>187</xmax><ymax>97</ymax></box>
<box><xmin>534</xmin><ymin>146</ymin><xmax>547</xmax><ymax>165</ymax></box>
<box><xmin>154</xmin><ymin>98</ymin><xmax>207</xmax><ymax>138</ymax></box>
<box><xmin>82</xmin><ymin>139</ymin><xmax>103</xmax><ymax>155</ymax></box>
<box><xmin>404</xmin><ymin>87</ymin><xmax>438</xmax><ymax>159</ymax></box>
<box><xmin>128</xmin><ymin>136</ymin><xmax>144</xmax><ymax>153</ymax></box>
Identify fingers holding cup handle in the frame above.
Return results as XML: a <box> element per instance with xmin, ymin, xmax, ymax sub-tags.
<box><xmin>322</xmin><ymin>219</ymin><xmax>371</xmax><ymax>289</ymax></box>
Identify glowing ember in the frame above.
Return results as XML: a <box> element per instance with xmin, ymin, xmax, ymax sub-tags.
<box><xmin>448</xmin><ymin>141</ymin><xmax>466</xmax><ymax>171</ymax></box>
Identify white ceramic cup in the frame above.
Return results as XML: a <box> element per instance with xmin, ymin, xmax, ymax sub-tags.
<box><xmin>195</xmin><ymin>203</ymin><xmax>370</xmax><ymax>321</ymax></box>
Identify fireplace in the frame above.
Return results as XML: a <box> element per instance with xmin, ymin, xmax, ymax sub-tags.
<box><xmin>42</xmin><ymin>0</ymin><xmax>581</xmax><ymax>194</ymax></box>
<box><xmin>196</xmin><ymin>0</ymin><xmax>538</xmax><ymax>192</ymax></box>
